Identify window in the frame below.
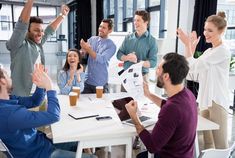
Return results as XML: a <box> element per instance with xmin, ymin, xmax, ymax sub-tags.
<box><xmin>13</xmin><ymin>6</ymin><xmax>37</xmax><ymax>22</ymax></box>
<box><xmin>0</xmin><ymin>4</ymin><xmax>13</xmax><ymax>40</ymax></box>
<box><xmin>0</xmin><ymin>4</ymin><xmax>57</xmax><ymax>41</ymax></box>
<box><xmin>104</xmin><ymin>0</ymin><xmax>165</xmax><ymax>38</ymax></box>
<box><xmin>137</xmin><ymin>0</ymin><xmax>145</xmax><ymax>9</ymax></box>
<box><xmin>217</xmin><ymin>0</ymin><xmax>235</xmax><ymax>40</ymax></box>
<box><xmin>126</xmin><ymin>0</ymin><xmax>133</xmax><ymax>18</ymax></box>
<box><xmin>217</xmin><ymin>0</ymin><xmax>235</xmax><ymax>56</ymax></box>
<box><xmin>117</xmin><ymin>0</ymin><xmax>123</xmax><ymax>31</ymax></box>
<box><xmin>110</xmin><ymin>0</ymin><xmax>115</xmax><ymax>15</ymax></box>
<box><xmin>1</xmin><ymin>16</ymin><xmax>10</xmax><ymax>31</ymax></box>
<box><xmin>149</xmin><ymin>11</ymin><xmax>160</xmax><ymax>38</ymax></box>
<box><xmin>38</xmin><ymin>7</ymin><xmax>57</xmax><ymax>42</ymax></box>
<box><xmin>149</xmin><ymin>0</ymin><xmax>161</xmax><ymax>6</ymax></box>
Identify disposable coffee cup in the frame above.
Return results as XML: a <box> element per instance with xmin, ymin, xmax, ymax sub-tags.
<box><xmin>72</xmin><ymin>86</ymin><xmax>80</xmax><ymax>98</ymax></box>
<box><xmin>69</xmin><ymin>92</ymin><xmax>78</xmax><ymax>106</ymax></box>
<box><xmin>96</xmin><ymin>86</ymin><xmax>103</xmax><ymax>98</ymax></box>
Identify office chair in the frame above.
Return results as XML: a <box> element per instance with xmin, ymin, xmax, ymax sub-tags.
<box><xmin>198</xmin><ymin>141</ymin><xmax>235</xmax><ymax>158</ymax></box>
<box><xmin>0</xmin><ymin>139</ymin><xmax>13</xmax><ymax>158</ymax></box>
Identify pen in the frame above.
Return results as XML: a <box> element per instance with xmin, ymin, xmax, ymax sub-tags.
<box><xmin>68</xmin><ymin>114</ymin><xmax>99</xmax><ymax>120</ymax></box>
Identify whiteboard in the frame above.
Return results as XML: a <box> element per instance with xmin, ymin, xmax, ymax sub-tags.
<box><xmin>108</xmin><ymin>32</ymin><xmax>130</xmax><ymax>85</ymax></box>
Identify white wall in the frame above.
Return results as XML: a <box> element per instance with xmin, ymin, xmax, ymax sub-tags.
<box><xmin>91</xmin><ymin>0</ymin><xmax>97</xmax><ymax>36</ymax></box>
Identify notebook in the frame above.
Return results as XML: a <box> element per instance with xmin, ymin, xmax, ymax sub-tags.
<box><xmin>112</xmin><ymin>97</ymin><xmax>156</xmax><ymax>127</ymax></box>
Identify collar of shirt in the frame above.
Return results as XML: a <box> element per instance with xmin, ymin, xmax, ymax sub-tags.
<box><xmin>133</xmin><ymin>31</ymin><xmax>149</xmax><ymax>39</ymax></box>
<box><xmin>0</xmin><ymin>98</ymin><xmax>19</xmax><ymax>105</ymax></box>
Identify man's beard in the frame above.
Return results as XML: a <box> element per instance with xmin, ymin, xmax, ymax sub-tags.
<box><xmin>156</xmin><ymin>75</ymin><xmax>164</xmax><ymax>88</ymax></box>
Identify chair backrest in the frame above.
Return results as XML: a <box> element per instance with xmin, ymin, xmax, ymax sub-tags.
<box><xmin>0</xmin><ymin>139</ymin><xmax>14</xmax><ymax>158</ymax></box>
<box><xmin>199</xmin><ymin>142</ymin><xmax>235</xmax><ymax>158</ymax></box>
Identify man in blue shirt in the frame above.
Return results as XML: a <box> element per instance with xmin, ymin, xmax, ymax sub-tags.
<box><xmin>80</xmin><ymin>19</ymin><xmax>116</xmax><ymax>93</ymax></box>
<box><xmin>6</xmin><ymin>0</ymin><xmax>70</xmax><ymax>96</ymax></box>
<box><xmin>117</xmin><ymin>10</ymin><xmax>157</xmax><ymax>77</ymax></box>
<box><xmin>0</xmin><ymin>65</ymin><xmax>96</xmax><ymax>158</ymax></box>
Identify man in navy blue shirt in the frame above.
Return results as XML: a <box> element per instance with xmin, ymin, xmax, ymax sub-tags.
<box><xmin>0</xmin><ymin>64</ymin><xmax>96</xmax><ymax>158</ymax></box>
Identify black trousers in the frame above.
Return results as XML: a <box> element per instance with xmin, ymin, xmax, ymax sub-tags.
<box><xmin>82</xmin><ymin>82</ymin><xmax>109</xmax><ymax>94</ymax></box>
<box><xmin>136</xmin><ymin>151</ymin><xmax>160</xmax><ymax>158</ymax></box>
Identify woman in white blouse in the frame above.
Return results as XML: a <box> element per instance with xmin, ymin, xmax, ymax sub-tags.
<box><xmin>177</xmin><ymin>11</ymin><xmax>231</xmax><ymax>149</ymax></box>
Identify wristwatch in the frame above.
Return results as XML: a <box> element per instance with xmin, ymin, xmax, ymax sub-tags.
<box><xmin>59</xmin><ymin>13</ymin><xmax>65</xmax><ymax>19</ymax></box>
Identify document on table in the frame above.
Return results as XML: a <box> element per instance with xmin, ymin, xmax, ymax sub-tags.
<box><xmin>119</xmin><ymin>62</ymin><xmax>144</xmax><ymax>99</ymax></box>
<box><xmin>68</xmin><ymin>109</ymin><xmax>99</xmax><ymax>120</ymax></box>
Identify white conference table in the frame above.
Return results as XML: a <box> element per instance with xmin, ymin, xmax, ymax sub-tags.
<box><xmin>51</xmin><ymin>93</ymin><xmax>219</xmax><ymax>158</ymax></box>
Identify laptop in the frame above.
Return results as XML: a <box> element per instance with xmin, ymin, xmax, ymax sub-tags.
<box><xmin>112</xmin><ymin>97</ymin><xmax>156</xmax><ymax>127</ymax></box>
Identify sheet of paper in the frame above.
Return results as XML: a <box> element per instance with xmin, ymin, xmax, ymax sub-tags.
<box><xmin>68</xmin><ymin>108</ymin><xmax>98</xmax><ymax>119</ymax></box>
<box><xmin>119</xmin><ymin>62</ymin><xmax>144</xmax><ymax>100</ymax></box>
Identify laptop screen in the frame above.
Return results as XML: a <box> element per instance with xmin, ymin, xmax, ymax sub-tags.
<box><xmin>112</xmin><ymin>97</ymin><xmax>133</xmax><ymax>121</ymax></box>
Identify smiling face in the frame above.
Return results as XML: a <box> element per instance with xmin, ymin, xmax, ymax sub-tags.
<box><xmin>27</xmin><ymin>23</ymin><xmax>44</xmax><ymax>44</ymax></box>
<box><xmin>67</xmin><ymin>51</ymin><xmax>79</xmax><ymax>68</ymax></box>
<box><xmin>203</xmin><ymin>22</ymin><xmax>223</xmax><ymax>45</ymax></box>
<box><xmin>134</xmin><ymin>15</ymin><xmax>148</xmax><ymax>33</ymax></box>
<box><xmin>98</xmin><ymin>22</ymin><xmax>112</xmax><ymax>38</ymax></box>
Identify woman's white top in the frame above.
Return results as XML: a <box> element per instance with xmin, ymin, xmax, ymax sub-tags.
<box><xmin>187</xmin><ymin>43</ymin><xmax>231</xmax><ymax>110</ymax></box>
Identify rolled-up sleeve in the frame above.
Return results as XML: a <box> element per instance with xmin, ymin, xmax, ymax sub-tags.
<box><xmin>6</xmin><ymin>19</ymin><xmax>28</xmax><ymax>53</ymax></box>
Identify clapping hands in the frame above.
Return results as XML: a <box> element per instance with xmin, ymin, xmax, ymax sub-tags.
<box><xmin>177</xmin><ymin>28</ymin><xmax>200</xmax><ymax>58</ymax></box>
<box><xmin>32</xmin><ymin>64</ymin><xmax>52</xmax><ymax>91</ymax></box>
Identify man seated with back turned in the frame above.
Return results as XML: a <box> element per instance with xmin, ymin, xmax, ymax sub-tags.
<box><xmin>0</xmin><ymin>64</ymin><xmax>96</xmax><ymax>158</ymax></box>
<box><xmin>125</xmin><ymin>53</ymin><xmax>198</xmax><ymax>158</ymax></box>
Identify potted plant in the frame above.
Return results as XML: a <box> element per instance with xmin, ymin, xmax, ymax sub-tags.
<box><xmin>230</xmin><ymin>57</ymin><xmax>235</xmax><ymax>72</ymax></box>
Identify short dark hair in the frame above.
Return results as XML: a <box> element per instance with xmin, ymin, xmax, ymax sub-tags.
<box><xmin>162</xmin><ymin>52</ymin><xmax>189</xmax><ymax>85</ymax></box>
<box><xmin>28</xmin><ymin>16</ymin><xmax>43</xmax><ymax>31</ymax></box>
<box><xmin>102</xmin><ymin>19</ymin><xmax>113</xmax><ymax>30</ymax></box>
<box><xmin>135</xmin><ymin>10</ymin><xmax>150</xmax><ymax>23</ymax></box>
<box><xmin>63</xmin><ymin>48</ymin><xmax>82</xmax><ymax>71</ymax></box>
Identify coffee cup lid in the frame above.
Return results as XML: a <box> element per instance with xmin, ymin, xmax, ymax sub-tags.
<box><xmin>96</xmin><ymin>86</ymin><xmax>103</xmax><ymax>89</ymax></box>
<box><xmin>69</xmin><ymin>92</ymin><xmax>77</xmax><ymax>96</ymax></box>
<box><xmin>73</xmin><ymin>86</ymin><xmax>80</xmax><ymax>90</ymax></box>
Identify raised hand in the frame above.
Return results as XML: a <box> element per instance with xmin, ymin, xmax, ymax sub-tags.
<box><xmin>76</xmin><ymin>65</ymin><xmax>84</xmax><ymax>83</ymax></box>
<box><xmin>143</xmin><ymin>81</ymin><xmax>151</xmax><ymax>98</ymax></box>
<box><xmin>125</xmin><ymin>100</ymin><xmax>138</xmax><ymax>117</ymax></box>
<box><xmin>67</xmin><ymin>67</ymin><xmax>76</xmax><ymax>85</ymax></box>
<box><xmin>61</xmin><ymin>4</ymin><xmax>70</xmax><ymax>16</ymax></box>
<box><xmin>32</xmin><ymin>64</ymin><xmax>52</xmax><ymax>91</ymax></box>
<box><xmin>80</xmin><ymin>39</ymin><xmax>92</xmax><ymax>52</ymax></box>
<box><xmin>177</xmin><ymin>28</ymin><xmax>200</xmax><ymax>58</ymax></box>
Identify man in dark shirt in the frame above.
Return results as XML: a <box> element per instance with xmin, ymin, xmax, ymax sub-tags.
<box><xmin>126</xmin><ymin>53</ymin><xmax>198</xmax><ymax>158</ymax></box>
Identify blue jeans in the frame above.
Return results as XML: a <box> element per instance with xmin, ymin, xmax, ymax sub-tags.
<box><xmin>50</xmin><ymin>142</ymin><xmax>97</xmax><ymax>158</ymax></box>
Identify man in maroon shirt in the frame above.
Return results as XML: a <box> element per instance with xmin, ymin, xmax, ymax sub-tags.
<box><xmin>126</xmin><ymin>52</ymin><xmax>197</xmax><ymax>158</ymax></box>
